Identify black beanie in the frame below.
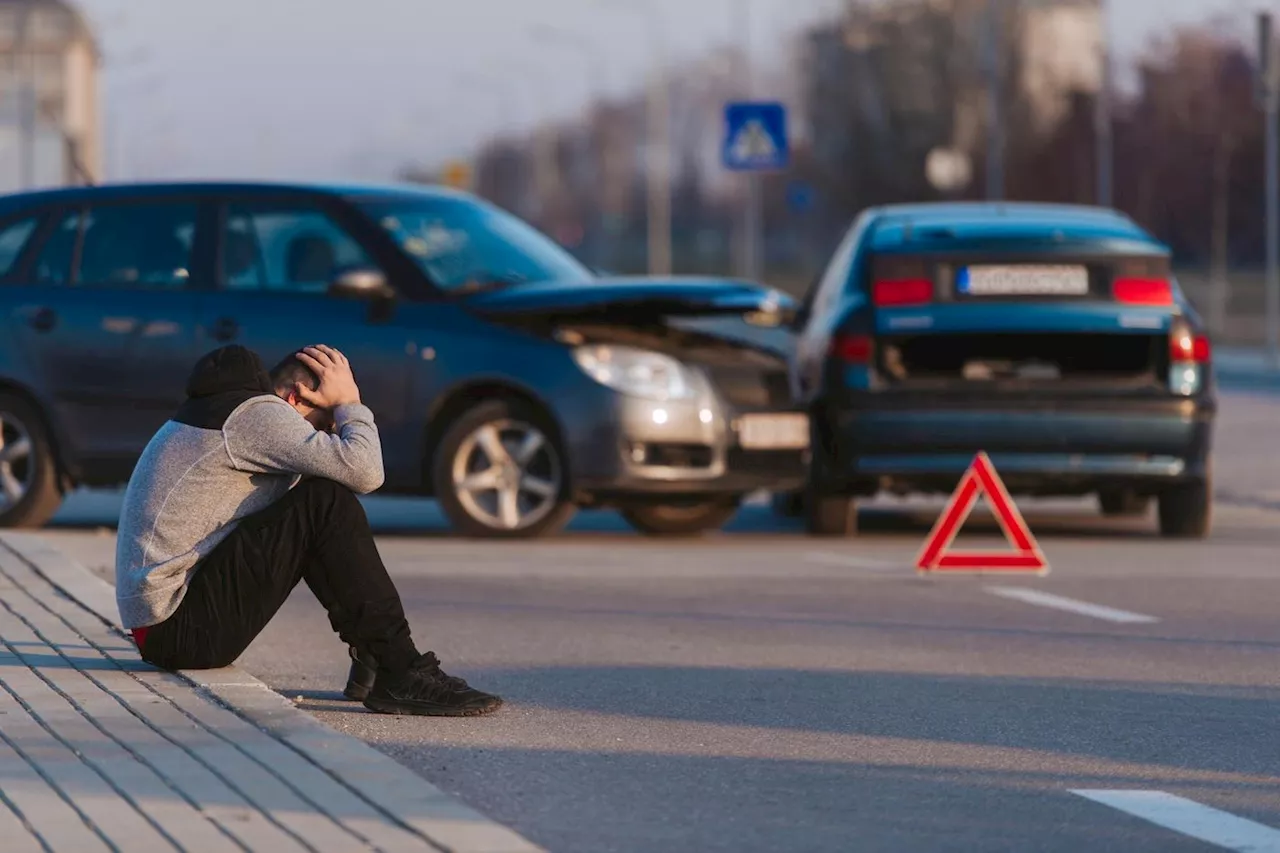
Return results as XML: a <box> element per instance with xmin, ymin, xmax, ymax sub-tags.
<box><xmin>184</xmin><ymin>345</ymin><xmax>273</xmax><ymax>399</ymax></box>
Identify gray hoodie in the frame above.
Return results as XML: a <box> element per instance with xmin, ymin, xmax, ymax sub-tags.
<box><xmin>114</xmin><ymin>346</ymin><xmax>384</xmax><ymax>630</ymax></box>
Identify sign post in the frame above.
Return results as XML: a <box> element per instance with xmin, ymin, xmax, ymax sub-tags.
<box><xmin>722</xmin><ymin>101</ymin><xmax>788</xmax><ymax>283</ymax></box>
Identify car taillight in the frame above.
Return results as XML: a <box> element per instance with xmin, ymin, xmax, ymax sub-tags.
<box><xmin>1169</xmin><ymin>330</ymin><xmax>1210</xmax><ymax>363</ymax></box>
<box><xmin>1113</xmin><ymin>277</ymin><xmax>1173</xmax><ymax>305</ymax></box>
<box><xmin>831</xmin><ymin>333</ymin><xmax>873</xmax><ymax>364</ymax></box>
<box><xmin>1168</xmin><ymin>327</ymin><xmax>1210</xmax><ymax>396</ymax></box>
<box><xmin>872</xmin><ymin>278</ymin><xmax>933</xmax><ymax>307</ymax></box>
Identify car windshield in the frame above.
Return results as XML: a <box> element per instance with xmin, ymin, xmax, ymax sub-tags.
<box><xmin>358</xmin><ymin>196</ymin><xmax>592</xmax><ymax>293</ymax></box>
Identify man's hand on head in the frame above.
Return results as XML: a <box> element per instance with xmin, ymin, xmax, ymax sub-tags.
<box><xmin>295</xmin><ymin>345</ymin><xmax>363</xmax><ymax>410</ymax></box>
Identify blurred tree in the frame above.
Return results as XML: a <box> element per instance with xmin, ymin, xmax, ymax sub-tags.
<box><xmin>473</xmin><ymin>137</ymin><xmax>532</xmax><ymax>217</ymax></box>
<box><xmin>800</xmin><ymin>0</ymin><xmax>988</xmax><ymax>234</ymax></box>
<box><xmin>397</xmin><ymin>3</ymin><xmax>1269</xmax><ymax>287</ymax></box>
<box><xmin>1115</xmin><ymin>24</ymin><xmax>1260</xmax><ymax>266</ymax></box>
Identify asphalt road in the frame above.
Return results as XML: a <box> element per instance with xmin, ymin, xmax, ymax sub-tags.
<box><xmin>37</xmin><ymin>389</ymin><xmax>1280</xmax><ymax>853</ymax></box>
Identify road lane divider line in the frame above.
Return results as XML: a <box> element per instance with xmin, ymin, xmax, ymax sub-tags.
<box><xmin>1070</xmin><ymin>790</ymin><xmax>1280</xmax><ymax>851</ymax></box>
<box><xmin>987</xmin><ymin>587</ymin><xmax>1159</xmax><ymax>624</ymax></box>
<box><xmin>804</xmin><ymin>551</ymin><xmax>902</xmax><ymax>574</ymax></box>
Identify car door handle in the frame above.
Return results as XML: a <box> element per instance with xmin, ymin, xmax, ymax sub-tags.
<box><xmin>28</xmin><ymin>307</ymin><xmax>56</xmax><ymax>333</ymax></box>
<box><xmin>211</xmin><ymin>317</ymin><xmax>239</xmax><ymax>342</ymax></box>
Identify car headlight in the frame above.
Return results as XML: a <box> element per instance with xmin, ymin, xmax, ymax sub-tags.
<box><xmin>572</xmin><ymin>345</ymin><xmax>697</xmax><ymax>401</ymax></box>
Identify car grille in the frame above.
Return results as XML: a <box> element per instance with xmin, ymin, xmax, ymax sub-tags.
<box><xmin>631</xmin><ymin>442</ymin><xmax>715</xmax><ymax>469</ymax></box>
<box><xmin>704</xmin><ymin>366</ymin><xmax>792</xmax><ymax>410</ymax></box>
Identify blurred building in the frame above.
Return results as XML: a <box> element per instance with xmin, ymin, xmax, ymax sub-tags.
<box><xmin>0</xmin><ymin>0</ymin><xmax>100</xmax><ymax>193</ymax></box>
<box><xmin>1019</xmin><ymin>0</ymin><xmax>1105</xmax><ymax>135</ymax></box>
<box><xmin>803</xmin><ymin>0</ymin><xmax>1103</xmax><ymax>198</ymax></box>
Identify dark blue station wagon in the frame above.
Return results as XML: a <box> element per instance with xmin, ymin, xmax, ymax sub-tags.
<box><xmin>790</xmin><ymin>202</ymin><xmax>1215</xmax><ymax>539</ymax></box>
<box><xmin>0</xmin><ymin>182</ymin><xmax>809</xmax><ymax>538</ymax></box>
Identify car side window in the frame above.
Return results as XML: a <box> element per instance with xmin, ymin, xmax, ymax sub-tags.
<box><xmin>76</xmin><ymin>203</ymin><xmax>197</xmax><ymax>288</ymax></box>
<box><xmin>808</xmin><ymin>217</ymin><xmax>865</xmax><ymax>323</ymax></box>
<box><xmin>0</xmin><ymin>216</ymin><xmax>37</xmax><ymax>278</ymax></box>
<box><xmin>31</xmin><ymin>210</ymin><xmax>79</xmax><ymax>285</ymax></box>
<box><xmin>31</xmin><ymin>204</ymin><xmax>197</xmax><ymax>288</ymax></box>
<box><xmin>223</xmin><ymin>205</ymin><xmax>376</xmax><ymax>294</ymax></box>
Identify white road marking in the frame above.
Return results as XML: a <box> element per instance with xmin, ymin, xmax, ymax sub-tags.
<box><xmin>804</xmin><ymin>551</ymin><xmax>902</xmax><ymax>574</ymax></box>
<box><xmin>1071</xmin><ymin>790</ymin><xmax>1280</xmax><ymax>852</ymax></box>
<box><xmin>987</xmin><ymin>586</ymin><xmax>1159</xmax><ymax>624</ymax></box>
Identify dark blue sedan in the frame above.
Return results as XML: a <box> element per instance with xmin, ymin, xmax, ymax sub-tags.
<box><xmin>790</xmin><ymin>202</ymin><xmax>1214</xmax><ymax>538</ymax></box>
<box><xmin>0</xmin><ymin>182</ymin><xmax>808</xmax><ymax>537</ymax></box>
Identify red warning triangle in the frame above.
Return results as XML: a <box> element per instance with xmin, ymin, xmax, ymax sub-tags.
<box><xmin>915</xmin><ymin>452</ymin><xmax>1048</xmax><ymax>575</ymax></box>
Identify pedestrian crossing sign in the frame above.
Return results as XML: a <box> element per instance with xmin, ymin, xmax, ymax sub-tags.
<box><xmin>722</xmin><ymin>101</ymin><xmax>788</xmax><ymax>172</ymax></box>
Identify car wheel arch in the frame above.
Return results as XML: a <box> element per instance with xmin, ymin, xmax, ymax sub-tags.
<box><xmin>421</xmin><ymin>378</ymin><xmax>570</xmax><ymax>495</ymax></box>
<box><xmin>0</xmin><ymin>378</ymin><xmax>75</xmax><ymax>490</ymax></box>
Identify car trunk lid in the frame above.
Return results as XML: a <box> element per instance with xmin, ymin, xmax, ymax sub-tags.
<box><xmin>843</xmin><ymin>246</ymin><xmax>1207</xmax><ymax>396</ymax></box>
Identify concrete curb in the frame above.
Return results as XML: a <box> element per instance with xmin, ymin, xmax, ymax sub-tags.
<box><xmin>0</xmin><ymin>531</ymin><xmax>544</xmax><ymax>853</ymax></box>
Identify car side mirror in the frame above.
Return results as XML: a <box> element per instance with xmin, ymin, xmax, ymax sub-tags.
<box><xmin>329</xmin><ymin>268</ymin><xmax>394</xmax><ymax>301</ymax></box>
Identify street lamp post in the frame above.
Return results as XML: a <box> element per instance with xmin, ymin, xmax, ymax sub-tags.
<box><xmin>1259</xmin><ymin>12</ymin><xmax>1280</xmax><ymax>367</ymax></box>
<box><xmin>646</xmin><ymin>44</ymin><xmax>672</xmax><ymax>276</ymax></box>
<box><xmin>454</xmin><ymin>70</ymin><xmax>544</xmax><ymax>215</ymax></box>
<box><xmin>1094</xmin><ymin>0</ymin><xmax>1112</xmax><ymax>207</ymax></box>
<box><xmin>737</xmin><ymin>0</ymin><xmax>763</xmax><ymax>282</ymax></box>
<box><xmin>15</xmin><ymin>4</ymin><xmax>35</xmax><ymax>190</ymax></box>
<box><xmin>983</xmin><ymin>0</ymin><xmax>1004</xmax><ymax>201</ymax></box>
<box><xmin>597</xmin><ymin>0</ymin><xmax>672</xmax><ymax>276</ymax></box>
<box><xmin>499</xmin><ymin>67</ymin><xmax>562</xmax><ymax>223</ymax></box>
<box><xmin>526</xmin><ymin>24</ymin><xmax>615</xmax><ymax>266</ymax></box>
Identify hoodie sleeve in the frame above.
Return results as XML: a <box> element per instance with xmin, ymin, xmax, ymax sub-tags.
<box><xmin>222</xmin><ymin>398</ymin><xmax>385</xmax><ymax>494</ymax></box>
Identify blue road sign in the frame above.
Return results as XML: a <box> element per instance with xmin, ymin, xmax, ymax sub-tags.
<box><xmin>722</xmin><ymin>101</ymin><xmax>788</xmax><ymax>172</ymax></box>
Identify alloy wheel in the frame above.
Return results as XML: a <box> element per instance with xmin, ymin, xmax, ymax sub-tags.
<box><xmin>451</xmin><ymin>418</ymin><xmax>562</xmax><ymax>531</ymax></box>
<box><xmin>0</xmin><ymin>411</ymin><xmax>35</xmax><ymax>513</ymax></box>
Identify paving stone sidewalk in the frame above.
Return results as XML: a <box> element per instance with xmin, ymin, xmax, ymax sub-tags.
<box><xmin>0</xmin><ymin>532</ymin><xmax>542</xmax><ymax>853</ymax></box>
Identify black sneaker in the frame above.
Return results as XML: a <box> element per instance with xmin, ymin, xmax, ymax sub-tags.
<box><xmin>362</xmin><ymin>652</ymin><xmax>503</xmax><ymax>717</ymax></box>
<box><xmin>344</xmin><ymin>646</ymin><xmax>377</xmax><ymax>701</ymax></box>
<box><xmin>344</xmin><ymin>647</ymin><xmax>467</xmax><ymax>702</ymax></box>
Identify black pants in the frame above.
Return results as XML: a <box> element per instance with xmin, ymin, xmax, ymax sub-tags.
<box><xmin>140</xmin><ymin>478</ymin><xmax>419</xmax><ymax>673</ymax></box>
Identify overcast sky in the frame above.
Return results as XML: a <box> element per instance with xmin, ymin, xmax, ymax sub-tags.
<box><xmin>74</xmin><ymin>0</ymin><xmax>1254</xmax><ymax>183</ymax></box>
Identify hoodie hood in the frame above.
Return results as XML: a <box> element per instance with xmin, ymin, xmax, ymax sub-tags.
<box><xmin>173</xmin><ymin>345</ymin><xmax>275</xmax><ymax>430</ymax></box>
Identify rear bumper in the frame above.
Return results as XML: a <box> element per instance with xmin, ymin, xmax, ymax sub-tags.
<box><xmin>821</xmin><ymin>397</ymin><xmax>1214</xmax><ymax>495</ymax></box>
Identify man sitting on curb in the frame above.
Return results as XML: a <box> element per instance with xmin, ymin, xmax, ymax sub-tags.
<box><xmin>115</xmin><ymin>343</ymin><xmax>503</xmax><ymax>717</ymax></box>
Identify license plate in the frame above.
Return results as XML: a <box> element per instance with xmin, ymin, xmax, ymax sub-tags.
<box><xmin>957</xmin><ymin>265</ymin><xmax>1089</xmax><ymax>296</ymax></box>
<box><xmin>738</xmin><ymin>414</ymin><xmax>809</xmax><ymax>450</ymax></box>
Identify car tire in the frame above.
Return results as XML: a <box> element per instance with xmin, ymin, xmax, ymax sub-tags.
<box><xmin>806</xmin><ymin>489</ymin><xmax>857</xmax><ymax>537</ymax></box>
<box><xmin>1098</xmin><ymin>490</ymin><xmax>1151</xmax><ymax>517</ymax></box>
<box><xmin>620</xmin><ymin>497</ymin><xmax>742</xmax><ymax>537</ymax></box>
<box><xmin>1157</xmin><ymin>478</ymin><xmax>1211</xmax><ymax>539</ymax></box>
<box><xmin>0</xmin><ymin>393</ymin><xmax>63</xmax><ymax>530</ymax></box>
<box><xmin>432</xmin><ymin>399</ymin><xmax>576</xmax><ymax>539</ymax></box>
